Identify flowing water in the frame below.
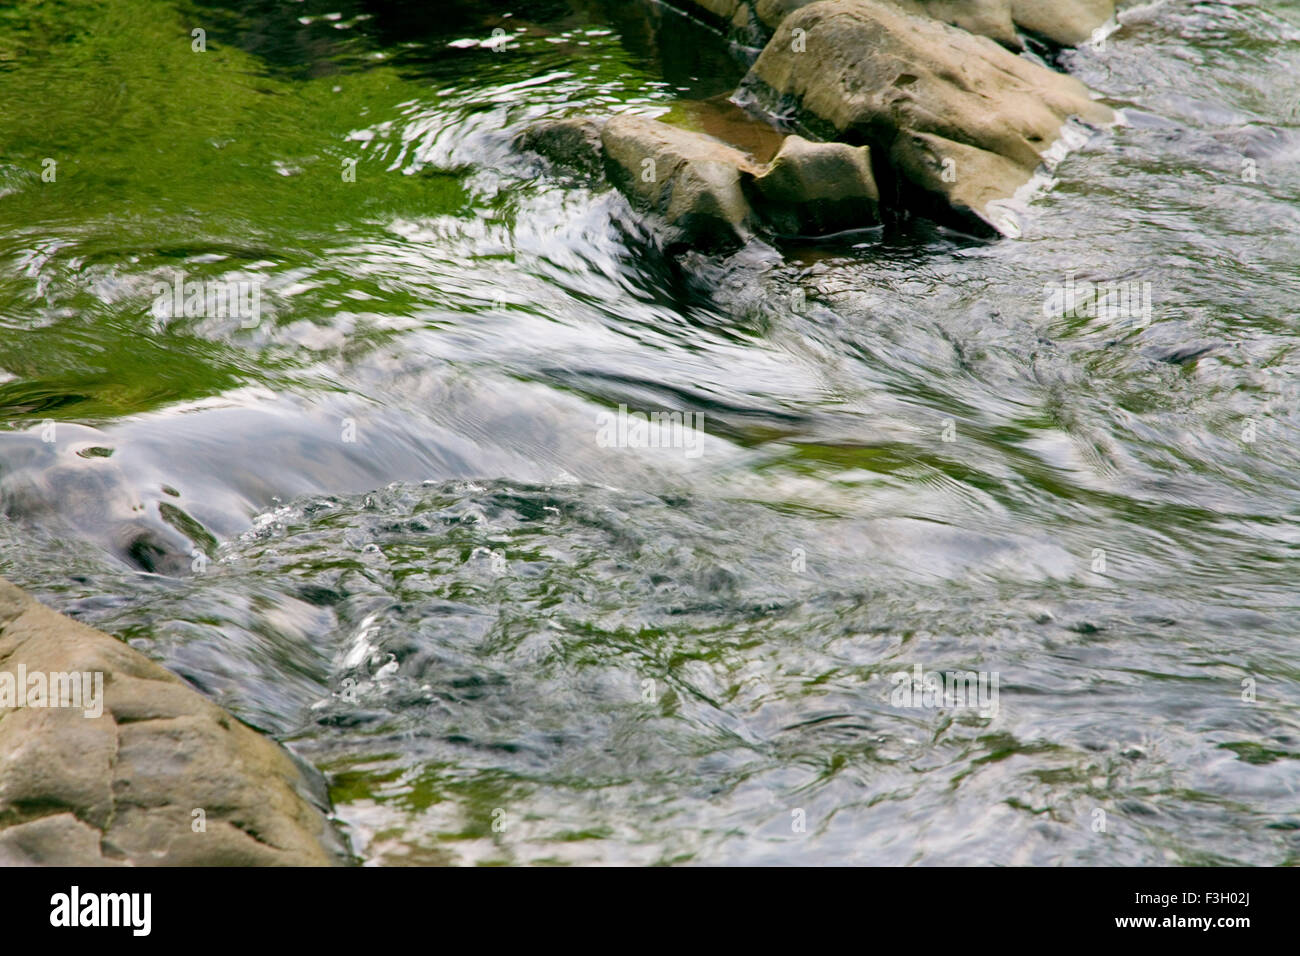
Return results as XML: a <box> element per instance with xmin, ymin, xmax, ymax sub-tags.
<box><xmin>1</xmin><ymin>0</ymin><xmax>1298</xmax><ymax>865</ymax></box>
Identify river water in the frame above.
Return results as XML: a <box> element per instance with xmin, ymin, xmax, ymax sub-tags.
<box><xmin>1</xmin><ymin>0</ymin><xmax>1298</xmax><ymax>864</ymax></box>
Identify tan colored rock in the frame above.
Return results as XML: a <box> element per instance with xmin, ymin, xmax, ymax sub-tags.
<box><xmin>522</xmin><ymin>0</ymin><xmax>1115</xmax><ymax>242</ymax></box>
<box><xmin>0</xmin><ymin>814</ymin><xmax>109</xmax><ymax>866</ymax></box>
<box><xmin>745</xmin><ymin>134</ymin><xmax>879</xmax><ymax>234</ymax></box>
<box><xmin>524</xmin><ymin>117</ymin><xmax>880</xmax><ymax>241</ymax></box>
<box><xmin>1011</xmin><ymin>0</ymin><xmax>1115</xmax><ymax>46</ymax></box>
<box><xmin>601</xmin><ymin>114</ymin><xmax>761</xmax><ymax>251</ymax></box>
<box><xmin>902</xmin><ymin>1</ymin><xmax>1019</xmax><ymax>47</ymax></box>
<box><xmin>904</xmin><ymin>1</ymin><xmax>1115</xmax><ymax>48</ymax></box>
<box><xmin>755</xmin><ymin>0</ymin><xmax>815</xmax><ymax>29</ymax></box>
<box><xmin>675</xmin><ymin>0</ymin><xmax>1114</xmax><ymax>48</ymax></box>
<box><xmin>0</xmin><ymin>577</ymin><xmax>348</xmax><ymax>866</ymax></box>
<box><xmin>891</xmin><ymin>131</ymin><xmax>1031</xmax><ymax>234</ymax></box>
<box><xmin>740</xmin><ymin>0</ymin><xmax>1112</xmax><ymax>232</ymax></box>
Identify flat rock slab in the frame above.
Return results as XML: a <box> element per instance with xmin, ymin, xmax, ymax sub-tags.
<box><xmin>0</xmin><ymin>577</ymin><xmax>348</xmax><ymax>866</ymax></box>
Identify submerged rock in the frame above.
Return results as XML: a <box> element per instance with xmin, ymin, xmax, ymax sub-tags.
<box><xmin>0</xmin><ymin>577</ymin><xmax>349</xmax><ymax>866</ymax></box>
<box><xmin>739</xmin><ymin>0</ymin><xmax>1113</xmax><ymax>233</ymax></box>
<box><xmin>514</xmin><ymin>117</ymin><xmax>606</xmax><ymax>180</ymax></box>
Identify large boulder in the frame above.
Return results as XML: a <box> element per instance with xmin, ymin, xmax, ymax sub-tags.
<box><xmin>519</xmin><ymin>0</ymin><xmax>1116</xmax><ymax>242</ymax></box>
<box><xmin>601</xmin><ymin>114</ymin><xmax>762</xmax><ymax>251</ymax></box>
<box><xmin>667</xmin><ymin>0</ymin><xmax>1115</xmax><ymax>48</ymax></box>
<box><xmin>743</xmin><ymin>134</ymin><xmax>879</xmax><ymax>234</ymax></box>
<box><xmin>738</xmin><ymin>0</ymin><xmax>1113</xmax><ymax>233</ymax></box>
<box><xmin>0</xmin><ymin>577</ymin><xmax>349</xmax><ymax>866</ymax></box>
<box><xmin>1011</xmin><ymin>0</ymin><xmax>1116</xmax><ymax>46</ymax></box>
<box><xmin>901</xmin><ymin>1</ymin><xmax>1116</xmax><ymax>48</ymax></box>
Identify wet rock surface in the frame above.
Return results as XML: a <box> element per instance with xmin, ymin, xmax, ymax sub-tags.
<box><xmin>0</xmin><ymin>577</ymin><xmax>349</xmax><ymax>866</ymax></box>
<box><xmin>522</xmin><ymin>115</ymin><xmax>882</xmax><ymax>245</ymax></box>
<box><xmin>514</xmin><ymin>116</ymin><xmax>606</xmax><ymax>180</ymax></box>
<box><xmin>601</xmin><ymin>113</ymin><xmax>762</xmax><ymax>250</ymax></box>
<box><xmin>665</xmin><ymin>0</ymin><xmax>1116</xmax><ymax>48</ymax></box>
<box><xmin>523</xmin><ymin>0</ymin><xmax>1115</xmax><ymax>242</ymax></box>
<box><xmin>888</xmin><ymin>130</ymin><xmax>1037</xmax><ymax>235</ymax></box>
<box><xmin>743</xmin><ymin>134</ymin><xmax>879</xmax><ymax>235</ymax></box>
<box><xmin>1010</xmin><ymin>0</ymin><xmax>1116</xmax><ymax>46</ymax></box>
<box><xmin>741</xmin><ymin>0</ymin><xmax>1113</xmax><ymax>233</ymax></box>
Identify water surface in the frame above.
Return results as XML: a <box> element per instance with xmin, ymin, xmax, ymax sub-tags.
<box><xmin>1</xmin><ymin>0</ymin><xmax>1299</xmax><ymax>864</ymax></box>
